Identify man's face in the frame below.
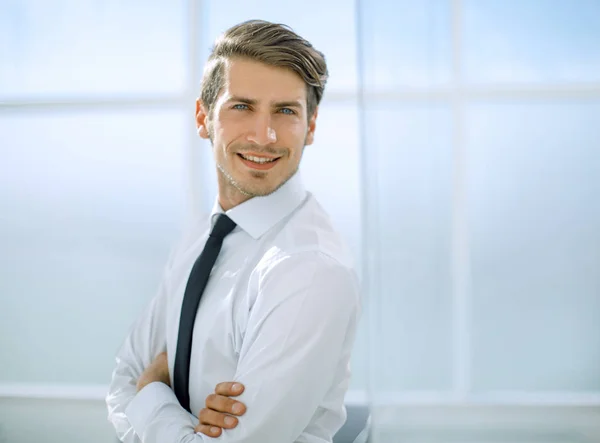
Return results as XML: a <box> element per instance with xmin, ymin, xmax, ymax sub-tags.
<box><xmin>196</xmin><ymin>58</ymin><xmax>317</xmax><ymax>203</ymax></box>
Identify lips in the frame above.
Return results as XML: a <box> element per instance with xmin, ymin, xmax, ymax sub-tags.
<box><xmin>238</xmin><ymin>153</ymin><xmax>279</xmax><ymax>163</ymax></box>
<box><xmin>237</xmin><ymin>153</ymin><xmax>281</xmax><ymax>171</ymax></box>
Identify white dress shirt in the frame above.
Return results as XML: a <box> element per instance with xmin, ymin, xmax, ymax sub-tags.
<box><xmin>105</xmin><ymin>172</ymin><xmax>361</xmax><ymax>443</ymax></box>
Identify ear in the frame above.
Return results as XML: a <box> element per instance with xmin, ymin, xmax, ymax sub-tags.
<box><xmin>195</xmin><ymin>99</ymin><xmax>210</xmax><ymax>139</ymax></box>
<box><xmin>305</xmin><ymin>106</ymin><xmax>318</xmax><ymax>146</ymax></box>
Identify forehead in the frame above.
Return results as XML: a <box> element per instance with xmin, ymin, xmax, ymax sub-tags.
<box><xmin>221</xmin><ymin>58</ymin><xmax>307</xmax><ymax>104</ymax></box>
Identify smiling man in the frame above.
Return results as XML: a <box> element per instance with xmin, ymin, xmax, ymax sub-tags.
<box><xmin>106</xmin><ymin>20</ymin><xmax>361</xmax><ymax>443</ymax></box>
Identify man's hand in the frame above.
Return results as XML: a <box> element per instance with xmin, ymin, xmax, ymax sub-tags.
<box><xmin>195</xmin><ymin>382</ymin><xmax>247</xmax><ymax>437</ymax></box>
<box><xmin>136</xmin><ymin>352</ymin><xmax>170</xmax><ymax>392</ymax></box>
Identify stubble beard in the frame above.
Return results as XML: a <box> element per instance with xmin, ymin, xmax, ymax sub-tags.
<box><xmin>216</xmin><ymin>160</ymin><xmax>299</xmax><ymax>199</ymax></box>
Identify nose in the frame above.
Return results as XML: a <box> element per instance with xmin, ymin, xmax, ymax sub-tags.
<box><xmin>246</xmin><ymin>113</ymin><xmax>277</xmax><ymax>145</ymax></box>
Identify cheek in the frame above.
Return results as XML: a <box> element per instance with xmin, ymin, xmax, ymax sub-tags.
<box><xmin>276</xmin><ymin>119</ymin><xmax>307</xmax><ymax>142</ymax></box>
<box><xmin>211</xmin><ymin>124</ymin><xmax>232</xmax><ymax>150</ymax></box>
<box><xmin>216</xmin><ymin>118</ymin><xmax>248</xmax><ymax>148</ymax></box>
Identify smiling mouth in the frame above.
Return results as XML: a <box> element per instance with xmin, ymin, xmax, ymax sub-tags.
<box><xmin>237</xmin><ymin>153</ymin><xmax>282</xmax><ymax>170</ymax></box>
<box><xmin>238</xmin><ymin>153</ymin><xmax>280</xmax><ymax>164</ymax></box>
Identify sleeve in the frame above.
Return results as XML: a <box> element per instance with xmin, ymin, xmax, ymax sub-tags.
<box><xmin>115</xmin><ymin>251</ymin><xmax>360</xmax><ymax>443</ymax></box>
<box><xmin>226</xmin><ymin>251</ymin><xmax>361</xmax><ymax>442</ymax></box>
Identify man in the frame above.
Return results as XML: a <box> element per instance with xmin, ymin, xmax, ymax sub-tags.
<box><xmin>106</xmin><ymin>19</ymin><xmax>361</xmax><ymax>443</ymax></box>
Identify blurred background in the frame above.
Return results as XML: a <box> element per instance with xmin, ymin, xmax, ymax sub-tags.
<box><xmin>1</xmin><ymin>1</ymin><xmax>599</xmax><ymax>442</ymax></box>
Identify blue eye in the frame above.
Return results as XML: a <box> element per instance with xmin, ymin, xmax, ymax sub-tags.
<box><xmin>279</xmin><ymin>108</ymin><xmax>295</xmax><ymax>115</ymax></box>
<box><xmin>232</xmin><ymin>104</ymin><xmax>249</xmax><ymax>110</ymax></box>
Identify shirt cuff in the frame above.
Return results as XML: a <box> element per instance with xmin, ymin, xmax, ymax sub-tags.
<box><xmin>125</xmin><ymin>382</ymin><xmax>178</xmax><ymax>436</ymax></box>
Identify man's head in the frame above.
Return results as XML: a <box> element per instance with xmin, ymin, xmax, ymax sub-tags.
<box><xmin>195</xmin><ymin>20</ymin><xmax>328</xmax><ymax>210</ymax></box>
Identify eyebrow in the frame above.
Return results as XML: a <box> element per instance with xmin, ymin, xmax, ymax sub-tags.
<box><xmin>225</xmin><ymin>96</ymin><xmax>304</xmax><ymax>109</ymax></box>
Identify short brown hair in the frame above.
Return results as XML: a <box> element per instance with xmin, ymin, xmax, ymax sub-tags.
<box><xmin>200</xmin><ymin>20</ymin><xmax>328</xmax><ymax>119</ymax></box>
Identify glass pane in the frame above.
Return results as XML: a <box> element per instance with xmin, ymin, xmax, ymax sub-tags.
<box><xmin>0</xmin><ymin>0</ymin><xmax>187</xmax><ymax>98</ymax></box>
<box><xmin>367</xmin><ymin>103</ymin><xmax>454</xmax><ymax>392</ymax></box>
<box><xmin>0</xmin><ymin>109</ymin><xmax>186</xmax><ymax>383</ymax></box>
<box><xmin>463</xmin><ymin>0</ymin><xmax>600</xmax><ymax>84</ymax></box>
<box><xmin>467</xmin><ymin>101</ymin><xmax>600</xmax><ymax>391</ymax></box>
<box><xmin>358</xmin><ymin>0</ymin><xmax>452</xmax><ymax>90</ymax></box>
<box><xmin>301</xmin><ymin>101</ymin><xmax>361</xmax><ymax>260</ymax></box>
<box><xmin>204</xmin><ymin>0</ymin><xmax>357</xmax><ymax>92</ymax></box>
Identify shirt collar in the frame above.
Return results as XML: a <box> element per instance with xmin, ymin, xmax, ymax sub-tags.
<box><xmin>209</xmin><ymin>171</ymin><xmax>307</xmax><ymax>239</ymax></box>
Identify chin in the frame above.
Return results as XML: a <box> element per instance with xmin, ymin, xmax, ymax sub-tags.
<box><xmin>228</xmin><ymin>167</ymin><xmax>294</xmax><ymax>198</ymax></box>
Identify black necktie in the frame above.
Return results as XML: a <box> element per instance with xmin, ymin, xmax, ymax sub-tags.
<box><xmin>173</xmin><ymin>213</ymin><xmax>237</xmax><ymax>412</ymax></box>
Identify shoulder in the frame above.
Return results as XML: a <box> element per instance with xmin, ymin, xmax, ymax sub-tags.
<box><xmin>267</xmin><ymin>193</ymin><xmax>356</xmax><ymax>270</ymax></box>
<box><xmin>248</xmin><ymin>249</ymin><xmax>361</xmax><ymax>322</ymax></box>
<box><xmin>251</xmin><ymin>196</ymin><xmax>360</xmax><ymax>306</ymax></box>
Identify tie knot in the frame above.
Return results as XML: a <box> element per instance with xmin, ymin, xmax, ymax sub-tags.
<box><xmin>210</xmin><ymin>214</ymin><xmax>237</xmax><ymax>240</ymax></box>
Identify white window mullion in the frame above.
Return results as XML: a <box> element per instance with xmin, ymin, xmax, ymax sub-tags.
<box><xmin>184</xmin><ymin>0</ymin><xmax>205</xmax><ymax>222</ymax></box>
<box><xmin>3</xmin><ymin>85</ymin><xmax>600</xmax><ymax>112</ymax></box>
<box><xmin>450</xmin><ymin>0</ymin><xmax>471</xmax><ymax>399</ymax></box>
<box><xmin>0</xmin><ymin>95</ymin><xmax>186</xmax><ymax>111</ymax></box>
<box><xmin>354</xmin><ymin>0</ymin><xmax>376</xmax><ymax>407</ymax></box>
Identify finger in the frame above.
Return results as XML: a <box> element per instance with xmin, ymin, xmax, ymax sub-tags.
<box><xmin>199</xmin><ymin>408</ymin><xmax>239</xmax><ymax>429</ymax></box>
<box><xmin>215</xmin><ymin>382</ymin><xmax>245</xmax><ymax>397</ymax></box>
<box><xmin>205</xmin><ymin>393</ymin><xmax>247</xmax><ymax>415</ymax></box>
<box><xmin>194</xmin><ymin>424</ymin><xmax>222</xmax><ymax>437</ymax></box>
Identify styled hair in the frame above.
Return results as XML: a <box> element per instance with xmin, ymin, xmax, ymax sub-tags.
<box><xmin>200</xmin><ymin>20</ymin><xmax>328</xmax><ymax>119</ymax></box>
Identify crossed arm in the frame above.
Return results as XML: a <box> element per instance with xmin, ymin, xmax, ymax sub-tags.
<box><xmin>106</xmin><ymin>252</ymin><xmax>360</xmax><ymax>443</ymax></box>
<box><xmin>135</xmin><ymin>351</ymin><xmax>247</xmax><ymax>438</ymax></box>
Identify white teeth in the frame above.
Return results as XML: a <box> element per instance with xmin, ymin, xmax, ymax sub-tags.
<box><xmin>241</xmin><ymin>154</ymin><xmax>276</xmax><ymax>164</ymax></box>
